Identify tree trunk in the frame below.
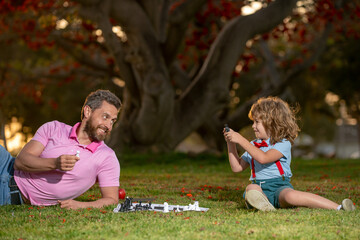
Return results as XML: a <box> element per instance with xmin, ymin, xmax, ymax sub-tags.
<box><xmin>74</xmin><ymin>0</ymin><xmax>299</xmax><ymax>152</ymax></box>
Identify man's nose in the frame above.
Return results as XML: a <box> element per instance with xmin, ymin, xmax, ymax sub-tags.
<box><xmin>105</xmin><ymin>121</ymin><xmax>112</xmax><ymax>131</ymax></box>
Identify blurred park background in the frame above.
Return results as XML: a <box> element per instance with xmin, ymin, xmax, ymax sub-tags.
<box><xmin>0</xmin><ymin>0</ymin><xmax>359</xmax><ymax>159</ymax></box>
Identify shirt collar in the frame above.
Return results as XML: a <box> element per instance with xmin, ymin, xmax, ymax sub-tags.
<box><xmin>69</xmin><ymin>122</ymin><xmax>102</xmax><ymax>153</ymax></box>
<box><xmin>254</xmin><ymin>138</ymin><xmax>271</xmax><ymax>145</ymax></box>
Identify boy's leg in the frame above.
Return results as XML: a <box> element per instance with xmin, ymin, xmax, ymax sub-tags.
<box><xmin>279</xmin><ymin>188</ymin><xmax>339</xmax><ymax>209</ymax></box>
<box><xmin>245</xmin><ymin>184</ymin><xmax>276</xmax><ymax>211</ymax></box>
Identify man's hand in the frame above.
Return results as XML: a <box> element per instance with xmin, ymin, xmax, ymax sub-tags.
<box><xmin>58</xmin><ymin>199</ymin><xmax>82</xmax><ymax>209</ymax></box>
<box><xmin>56</xmin><ymin>155</ymin><xmax>80</xmax><ymax>171</ymax></box>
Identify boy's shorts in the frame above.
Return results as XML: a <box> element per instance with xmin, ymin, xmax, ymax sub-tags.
<box><xmin>243</xmin><ymin>177</ymin><xmax>294</xmax><ymax>208</ymax></box>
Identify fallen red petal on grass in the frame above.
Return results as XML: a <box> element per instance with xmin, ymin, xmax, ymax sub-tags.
<box><xmin>184</xmin><ymin>217</ymin><xmax>190</xmax><ymax>220</ymax></box>
<box><xmin>207</xmin><ymin>196</ymin><xmax>213</xmax><ymax>199</ymax></box>
<box><xmin>186</xmin><ymin>193</ymin><xmax>193</xmax><ymax>197</ymax></box>
<box><xmin>62</xmin><ymin>219</ymin><xmax>66</xmax><ymax>223</ymax></box>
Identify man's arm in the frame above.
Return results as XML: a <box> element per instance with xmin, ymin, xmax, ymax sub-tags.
<box><xmin>14</xmin><ymin>140</ymin><xmax>79</xmax><ymax>172</ymax></box>
<box><xmin>58</xmin><ymin>186</ymin><xmax>119</xmax><ymax>209</ymax></box>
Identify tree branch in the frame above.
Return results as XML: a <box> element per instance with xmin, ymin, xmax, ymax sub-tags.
<box><xmin>228</xmin><ymin>22</ymin><xmax>333</xmax><ymax>131</ymax></box>
<box><xmin>165</xmin><ymin>0</ymin><xmax>298</xmax><ymax>149</ymax></box>
<box><xmin>138</xmin><ymin>0</ymin><xmax>170</xmax><ymax>43</ymax></box>
<box><xmin>163</xmin><ymin>0</ymin><xmax>207</xmax><ymax>64</ymax></box>
<box><xmin>77</xmin><ymin>0</ymin><xmax>138</xmax><ymax>96</ymax></box>
<box><xmin>180</xmin><ymin>0</ymin><xmax>298</xmax><ymax>100</ymax></box>
<box><xmin>51</xmin><ymin>34</ymin><xmax>115</xmax><ymax>75</ymax></box>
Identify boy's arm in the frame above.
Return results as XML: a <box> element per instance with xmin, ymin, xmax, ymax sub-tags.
<box><xmin>225</xmin><ymin>129</ymin><xmax>283</xmax><ymax>164</ymax></box>
<box><xmin>225</xmin><ymin>133</ymin><xmax>249</xmax><ymax>173</ymax></box>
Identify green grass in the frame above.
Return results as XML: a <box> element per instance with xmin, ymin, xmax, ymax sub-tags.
<box><xmin>1</xmin><ymin>153</ymin><xmax>359</xmax><ymax>240</ymax></box>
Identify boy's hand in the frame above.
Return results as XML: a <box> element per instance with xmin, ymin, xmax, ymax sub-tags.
<box><xmin>224</xmin><ymin>129</ymin><xmax>240</xmax><ymax>143</ymax></box>
<box><xmin>223</xmin><ymin>127</ymin><xmax>232</xmax><ymax>142</ymax></box>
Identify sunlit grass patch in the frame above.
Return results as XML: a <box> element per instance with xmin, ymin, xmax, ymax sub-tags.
<box><xmin>1</xmin><ymin>153</ymin><xmax>359</xmax><ymax>239</ymax></box>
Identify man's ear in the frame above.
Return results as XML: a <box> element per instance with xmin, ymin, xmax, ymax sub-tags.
<box><xmin>83</xmin><ymin>105</ymin><xmax>92</xmax><ymax>119</ymax></box>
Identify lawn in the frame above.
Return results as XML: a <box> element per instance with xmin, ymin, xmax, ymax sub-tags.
<box><xmin>1</xmin><ymin>153</ymin><xmax>359</xmax><ymax>240</ymax></box>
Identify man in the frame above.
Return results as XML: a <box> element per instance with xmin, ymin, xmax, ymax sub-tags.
<box><xmin>0</xmin><ymin>89</ymin><xmax>121</xmax><ymax>209</ymax></box>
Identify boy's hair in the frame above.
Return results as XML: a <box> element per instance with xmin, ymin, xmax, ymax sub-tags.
<box><xmin>81</xmin><ymin>89</ymin><xmax>122</xmax><ymax>120</ymax></box>
<box><xmin>248</xmin><ymin>96</ymin><xmax>300</xmax><ymax>145</ymax></box>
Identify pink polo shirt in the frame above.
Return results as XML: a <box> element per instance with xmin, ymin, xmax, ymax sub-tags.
<box><xmin>14</xmin><ymin>121</ymin><xmax>120</xmax><ymax>206</ymax></box>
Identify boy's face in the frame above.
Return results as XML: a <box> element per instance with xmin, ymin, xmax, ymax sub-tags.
<box><xmin>252</xmin><ymin>118</ymin><xmax>269</xmax><ymax>140</ymax></box>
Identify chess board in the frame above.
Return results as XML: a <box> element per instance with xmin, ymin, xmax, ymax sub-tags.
<box><xmin>113</xmin><ymin>197</ymin><xmax>209</xmax><ymax>213</ymax></box>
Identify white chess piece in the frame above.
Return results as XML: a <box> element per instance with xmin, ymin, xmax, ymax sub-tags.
<box><xmin>113</xmin><ymin>203</ymin><xmax>121</xmax><ymax>213</ymax></box>
<box><xmin>194</xmin><ymin>201</ymin><xmax>200</xmax><ymax>211</ymax></box>
<box><xmin>164</xmin><ymin>202</ymin><xmax>169</xmax><ymax>213</ymax></box>
<box><xmin>188</xmin><ymin>203</ymin><xmax>194</xmax><ymax>211</ymax></box>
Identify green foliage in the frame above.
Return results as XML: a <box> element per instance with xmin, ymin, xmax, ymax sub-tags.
<box><xmin>0</xmin><ymin>0</ymin><xmax>117</xmax><ymax>132</ymax></box>
<box><xmin>1</xmin><ymin>153</ymin><xmax>359</xmax><ymax>239</ymax></box>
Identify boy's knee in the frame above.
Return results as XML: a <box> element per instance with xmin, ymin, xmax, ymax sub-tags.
<box><xmin>246</xmin><ymin>184</ymin><xmax>261</xmax><ymax>192</ymax></box>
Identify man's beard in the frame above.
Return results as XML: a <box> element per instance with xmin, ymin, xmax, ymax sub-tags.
<box><xmin>84</xmin><ymin>117</ymin><xmax>109</xmax><ymax>142</ymax></box>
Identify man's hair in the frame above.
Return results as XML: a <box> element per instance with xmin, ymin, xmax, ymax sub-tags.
<box><xmin>248</xmin><ymin>96</ymin><xmax>300</xmax><ymax>145</ymax></box>
<box><xmin>81</xmin><ymin>89</ymin><xmax>122</xmax><ymax>120</ymax></box>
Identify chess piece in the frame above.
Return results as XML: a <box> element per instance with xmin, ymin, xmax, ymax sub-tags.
<box><xmin>164</xmin><ymin>202</ymin><xmax>169</xmax><ymax>213</ymax></box>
